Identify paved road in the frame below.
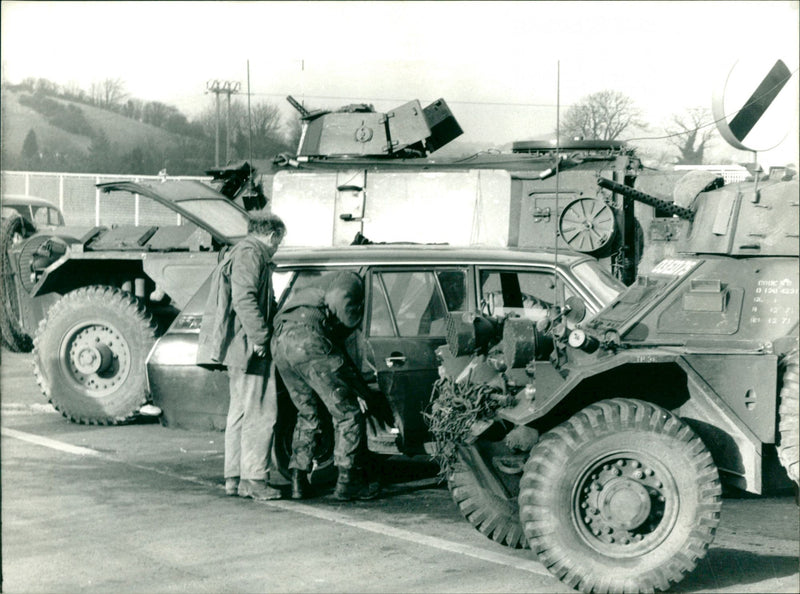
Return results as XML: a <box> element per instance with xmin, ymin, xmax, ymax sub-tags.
<box><xmin>1</xmin><ymin>348</ymin><xmax>798</xmax><ymax>593</ymax></box>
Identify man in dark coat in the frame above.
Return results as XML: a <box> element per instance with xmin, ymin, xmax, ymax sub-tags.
<box><xmin>271</xmin><ymin>271</ymin><xmax>379</xmax><ymax>501</ymax></box>
<box><xmin>197</xmin><ymin>212</ymin><xmax>286</xmax><ymax>500</ymax></box>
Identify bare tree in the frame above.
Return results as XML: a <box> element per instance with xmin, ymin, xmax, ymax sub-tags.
<box><xmin>62</xmin><ymin>80</ymin><xmax>86</xmax><ymax>101</ymax></box>
<box><xmin>89</xmin><ymin>78</ymin><xmax>128</xmax><ymax>107</ymax></box>
<box><xmin>665</xmin><ymin>107</ymin><xmax>716</xmax><ymax>165</ymax></box>
<box><xmin>560</xmin><ymin>90</ymin><xmax>645</xmax><ymax>141</ymax></box>
<box><xmin>250</xmin><ymin>103</ymin><xmax>283</xmax><ymax>139</ymax></box>
<box><xmin>197</xmin><ymin>99</ymin><xmax>291</xmax><ymax>160</ymax></box>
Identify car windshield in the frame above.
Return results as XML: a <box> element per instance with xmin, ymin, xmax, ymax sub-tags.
<box><xmin>177</xmin><ymin>199</ymin><xmax>249</xmax><ymax>238</ymax></box>
<box><xmin>2</xmin><ymin>206</ymin><xmax>26</xmax><ymax>219</ymax></box>
<box><xmin>571</xmin><ymin>260</ymin><xmax>625</xmax><ymax>306</ymax></box>
<box><xmin>33</xmin><ymin>206</ymin><xmax>64</xmax><ymax>226</ymax></box>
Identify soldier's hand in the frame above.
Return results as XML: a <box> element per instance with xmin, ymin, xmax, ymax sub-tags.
<box><xmin>253</xmin><ymin>344</ymin><xmax>268</xmax><ymax>358</ymax></box>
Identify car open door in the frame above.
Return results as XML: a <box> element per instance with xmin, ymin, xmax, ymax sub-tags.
<box><xmin>364</xmin><ymin>267</ymin><xmax>469</xmax><ymax>454</ymax></box>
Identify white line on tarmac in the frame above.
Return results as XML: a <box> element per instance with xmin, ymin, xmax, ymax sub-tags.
<box><xmin>2</xmin><ymin>426</ymin><xmax>550</xmax><ymax>577</ymax></box>
<box><xmin>2</xmin><ymin>427</ymin><xmax>105</xmax><ymax>456</ymax></box>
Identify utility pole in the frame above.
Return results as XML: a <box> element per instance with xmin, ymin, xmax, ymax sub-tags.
<box><xmin>206</xmin><ymin>80</ymin><xmax>241</xmax><ymax>167</ymax></box>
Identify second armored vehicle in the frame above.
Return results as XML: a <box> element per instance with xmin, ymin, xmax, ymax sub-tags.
<box><xmin>429</xmin><ymin>173</ymin><xmax>799</xmax><ymax>592</ymax></box>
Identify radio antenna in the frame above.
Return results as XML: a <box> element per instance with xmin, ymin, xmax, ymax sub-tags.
<box><xmin>247</xmin><ymin>60</ymin><xmax>253</xmax><ymax>172</ymax></box>
<box><xmin>554</xmin><ymin>61</ymin><xmax>561</xmax><ymax>308</ymax></box>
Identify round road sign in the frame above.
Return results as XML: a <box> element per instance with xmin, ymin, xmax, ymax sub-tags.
<box><xmin>712</xmin><ymin>58</ymin><xmax>796</xmax><ymax>152</ymax></box>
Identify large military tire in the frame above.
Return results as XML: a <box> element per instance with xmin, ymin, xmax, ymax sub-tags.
<box><xmin>519</xmin><ymin>399</ymin><xmax>721</xmax><ymax>594</ymax></box>
<box><xmin>273</xmin><ymin>380</ymin><xmax>337</xmax><ymax>486</ymax></box>
<box><xmin>777</xmin><ymin>344</ymin><xmax>799</xmax><ymax>485</ymax></box>
<box><xmin>33</xmin><ymin>286</ymin><xmax>156</xmax><ymax>424</ymax></box>
<box><xmin>1</xmin><ymin>215</ymin><xmax>36</xmax><ymax>352</ymax></box>
<box><xmin>448</xmin><ymin>440</ymin><xmax>528</xmax><ymax>549</ymax></box>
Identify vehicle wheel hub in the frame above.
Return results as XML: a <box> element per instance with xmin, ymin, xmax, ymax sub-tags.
<box><xmin>596</xmin><ymin>477</ymin><xmax>651</xmax><ymax>531</ymax></box>
<box><xmin>74</xmin><ymin>343</ymin><xmax>113</xmax><ymax>374</ymax></box>
<box><xmin>63</xmin><ymin>324</ymin><xmax>130</xmax><ymax>397</ymax></box>
<box><xmin>577</xmin><ymin>457</ymin><xmax>671</xmax><ymax>553</ymax></box>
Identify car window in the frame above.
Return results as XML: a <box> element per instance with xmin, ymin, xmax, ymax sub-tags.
<box><xmin>272</xmin><ymin>271</ymin><xmax>295</xmax><ymax>304</ymax></box>
<box><xmin>277</xmin><ymin>268</ymin><xmax>363</xmax><ymax>309</ymax></box>
<box><xmin>437</xmin><ymin>269</ymin><xmax>467</xmax><ymax>311</ymax></box>
<box><xmin>571</xmin><ymin>260</ymin><xmax>624</xmax><ymax>307</ymax></box>
<box><xmin>371</xmin><ymin>271</ymin><xmax>449</xmax><ymax>337</ymax></box>
<box><xmin>369</xmin><ymin>276</ymin><xmax>394</xmax><ymax>337</ymax></box>
<box><xmin>479</xmin><ymin>269</ymin><xmax>557</xmax><ymax>322</ymax></box>
<box><xmin>49</xmin><ymin>208</ymin><xmax>64</xmax><ymax>225</ymax></box>
<box><xmin>1</xmin><ymin>206</ymin><xmax>21</xmax><ymax>219</ymax></box>
<box><xmin>32</xmin><ymin>206</ymin><xmax>51</xmax><ymax>226</ymax></box>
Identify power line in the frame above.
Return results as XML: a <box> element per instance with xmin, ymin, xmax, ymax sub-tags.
<box><xmin>221</xmin><ymin>65</ymin><xmax>798</xmax><ymax>147</ymax></box>
<box><xmin>245</xmin><ymin>90</ymin><xmax>562</xmax><ymax>109</ymax></box>
<box><xmin>628</xmin><ymin>66</ymin><xmax>798</xmax><ymax>143</ymax></box>
<box><xmin>206</xmin><ymin>80</ymin><xmax>240</xmax><ymax>166</ymax></box>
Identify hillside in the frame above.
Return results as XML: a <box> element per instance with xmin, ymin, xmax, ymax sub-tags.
<box><xmin>1</xmin><ymin>88</ymin><xmax>204</xmax><ymax>172</ymax></box>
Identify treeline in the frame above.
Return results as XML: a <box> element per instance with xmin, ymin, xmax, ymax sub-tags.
<box><xmin>6</xmin><ymin>77</ymin><xmax>299</xmax><ymax>175</ymax></box>
<box><xmin>11</xmin><ymin>77</ymin><xmax>207</xmax><ymax>139</ymax></box>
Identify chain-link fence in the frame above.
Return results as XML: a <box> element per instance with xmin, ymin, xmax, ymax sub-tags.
<box><xmin>1</xmin><ymin>170</ymin><xmax>212</xmax><ymax>227</ymax></box>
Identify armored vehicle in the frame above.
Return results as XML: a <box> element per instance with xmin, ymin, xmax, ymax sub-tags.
<box><xmin>428</xmin><ymin>172</ymin><xmax>799</xmax><ymax>592</ymax></box>
<box><xmin>5</xmin><ymin>180</ymin><xmax>251</xmax><ymax>424</ymax></box>
<box><xmin>268</xmin><ymin>96</ymin><xmax>650</xmax><ymax>283</ymax></box>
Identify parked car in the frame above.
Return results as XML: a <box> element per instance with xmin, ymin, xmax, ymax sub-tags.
<box><xmin>1</xmin><ymin>194</ymin><xmax>66</xmax><ymax>230</ymax></box>
<box><xmin>146</xmin><ymin>244</ymin><xmax>625</xmax><ymax>482</ymax></box>
<box><xmin>1</xmin><ymin>194</ymin><xmax>67</xmax><ymax>350</ymax></box>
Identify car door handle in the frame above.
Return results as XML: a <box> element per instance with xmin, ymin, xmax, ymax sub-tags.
<box><xmin>385</xmin><ymin>353</ymin><xmax>407</xmax><ymax>368</ymax></box>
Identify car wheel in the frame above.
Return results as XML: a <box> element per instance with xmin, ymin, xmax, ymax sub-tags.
<box><xmin>519</xmin><ymin>398</ymin><xmax>721</xmax><ymax>593</ymax></box>
<box><xmin>0</xmin><ymin>215</ymin><xmax>36</xmax><ymax>352</ymax></box>
<box><xmin>777</xmin><ymin>340</ymin><xmax>799</xmax><ymax>486</ymax></box>
<box><xmin>33</xmin><ymin>286</ymin><xmax>156</xmax><ymax>424</ymax></box>
<box><xmin>273</xmin><ymin>376</ymin><xmax>337</xmax><ymax>485</ymax></box>
<box><xmin>448</xmin><ymin>438</ymin><xmax>528</xmax><ymax>549</ymax></box>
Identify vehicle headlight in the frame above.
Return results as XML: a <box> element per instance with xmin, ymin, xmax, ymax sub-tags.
<box><xmin>172</xmin><ymin>314</ymin><xmax>203</xmax><ymax>331</ymax></box>
<box><xmin>148</xmin><ymin>337</ymin><xmax>199</xmax><ymax>366</ymax></box>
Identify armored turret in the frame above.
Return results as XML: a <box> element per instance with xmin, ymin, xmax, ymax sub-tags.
<box><xmin>287</xmin><ymin>95</ymin><xmax>463</xmax><ymax>158</ymax></box>
<box><xmin>598</xmin><ymin>173</ymin><xmax>799</xmax><ymax>262</ymax></box>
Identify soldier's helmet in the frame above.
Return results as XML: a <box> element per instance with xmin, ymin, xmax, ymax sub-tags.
<box><xmin>324</xmin><ymin>272</ymin><xmax>364</xmax><ymax>328</ymax></box>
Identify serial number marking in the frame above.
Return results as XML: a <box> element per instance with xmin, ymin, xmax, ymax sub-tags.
<box><xmin>651</xmin><ymin>259</ymin><xmax>698</xmax><ymax>276</ymax></box>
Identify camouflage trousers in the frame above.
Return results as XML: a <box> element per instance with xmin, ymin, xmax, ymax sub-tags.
<box><xmin>271</xmin><ymin>322</ymin><xmax>364</xmax><ymax>471</ymax></box>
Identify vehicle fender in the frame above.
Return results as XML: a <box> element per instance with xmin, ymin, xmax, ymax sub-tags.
<box><xmin>142</xmin><ymin>253</ymin><xmax>220</xmax><ymax>310</ymax></box>
<box><xmin>496</xmin><ymin>350</ymin><xmax>661</xmax><ymax>425</ymax></box>
<box><xmin>31</xmin><ymin>255</ymin><xmax>142</xmax><ymax>297</ymax></box>
<box><xmin>30</xmin><ymin>253</ymin><xmax>73</xmax><ymax>297</ymax></box>
<box><xmin>31</xmin><ymin>253</ymin><xmax>219</xmax><ymax>313</ymax></box>
<box><xmin>675</xmin><ymin>355</ymin><xmax>764</xmax><ymax>494</ymax></box>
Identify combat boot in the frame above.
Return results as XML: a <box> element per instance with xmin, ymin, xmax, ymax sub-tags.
<box><xmin>237</xmin><ymin>479</ymin><xmax>282</xmax><ymax>500</ymax></box>
<box><xmin>224</xmin><ymin>477</ymin><xmax>240</xmax><ymax>496</ymax></box>
<box><xmin>333</xmin><ymin>467</ymin><xmax>380</xmax><ymax>501</ymax></box>
<box><xmin>291</xmin><ymin>469</ymin><xmax>312</xmax><ymax>500</ymax></box>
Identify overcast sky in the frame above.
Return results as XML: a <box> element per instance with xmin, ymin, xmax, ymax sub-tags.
<box><xmin>2</xmin><ymin>1</ymin><xmax>798</xmax><ymax>165</ymax></box>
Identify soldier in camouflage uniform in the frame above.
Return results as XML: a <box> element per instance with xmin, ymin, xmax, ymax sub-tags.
<box><xmin>271</xmin><ymin>271</ymin><xmax>379</xmax><ymax>501</ymax></box>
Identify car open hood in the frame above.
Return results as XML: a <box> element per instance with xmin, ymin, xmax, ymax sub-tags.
<box><xmin>96</xmin><ymin>180</ymin><xmax>250</xmax><ymax>244</ymax></box>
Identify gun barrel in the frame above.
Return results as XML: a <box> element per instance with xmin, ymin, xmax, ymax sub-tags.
<box><xmin>286</xmin><ymin>95</ymin><xmax>311</xmax><ymax>118</ymax></box>
<box><xmin>597</xmin><ymin>177</ymin><xmax>695</xmax><ymax>221</ymax></box>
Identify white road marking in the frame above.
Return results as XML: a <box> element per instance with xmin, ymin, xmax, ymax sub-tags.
<box><xmin>2</xmin><ymin>427</ymin><xmax>104</xmax><ymax>457</ymax></box>
<box><xmin>269</xmin><ymin>499</ymin><xmax>550</xmax><ymax>575</ymax></box>
<box><xmin>2</xmin><ymin>426</ymin><xmax>550</xmax><ymax>577</ymax></box>
<box><xmin>1</xmin><ymin>402</ymin><xmax>58</xmax><ymax>415</ymax></box>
